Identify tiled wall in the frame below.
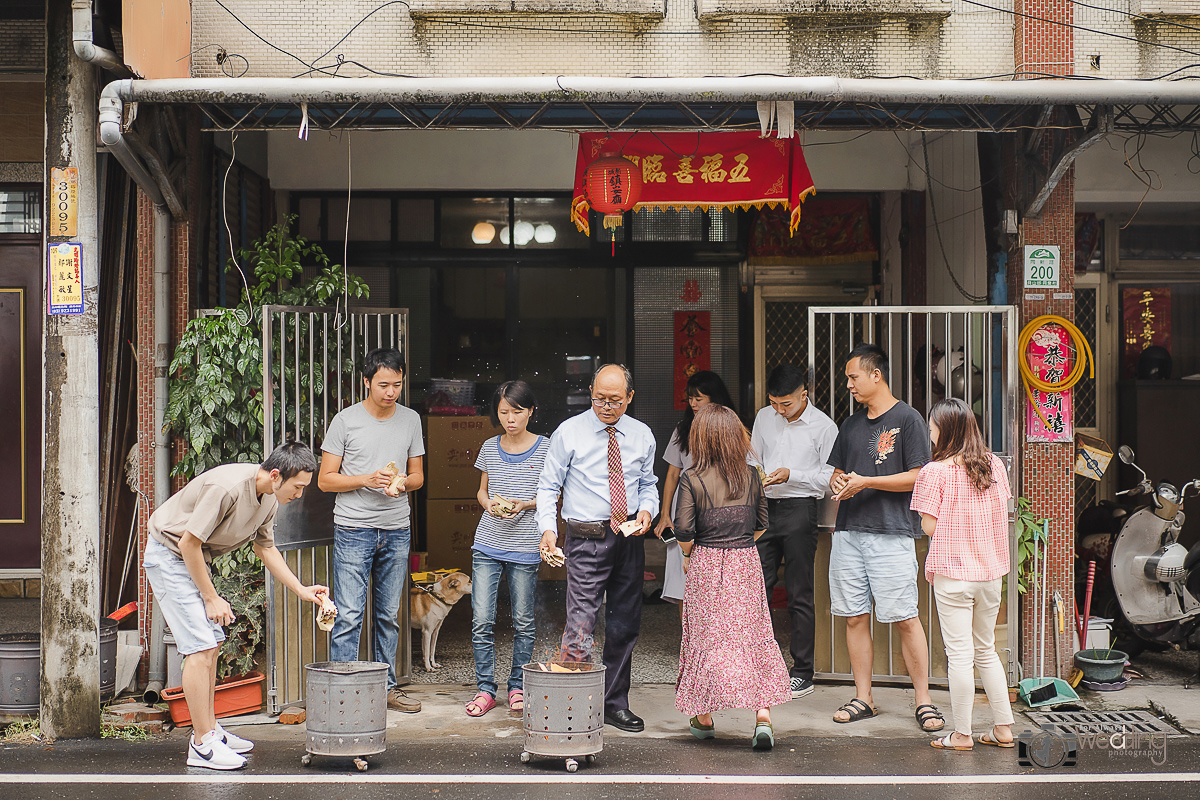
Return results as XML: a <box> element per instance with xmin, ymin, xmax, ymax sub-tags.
<box><xmin>189</xmin><ymin>0</ymin><xmax>1200</xmax><ymax>80</ymax></box>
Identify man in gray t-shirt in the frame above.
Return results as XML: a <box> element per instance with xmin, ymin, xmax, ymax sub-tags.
<box><xmin>319</xmin><ymin>348</ymin><xmax>425</xmax><ymax>712</ymax></box>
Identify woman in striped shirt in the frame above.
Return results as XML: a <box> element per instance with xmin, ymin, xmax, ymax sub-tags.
<box><xmin>466</xmin><ymin>381</ymin><xmax>551</xmax><ymax>717</ymax></box>
<box><xmin>910</xmin><ymin>398</ymin><xmax>1015</xmax><ymax>751</ymax></box>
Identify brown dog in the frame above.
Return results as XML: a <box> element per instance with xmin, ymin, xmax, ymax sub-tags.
<box><xmin>410</xmin><ymin>571</ymin><xmax>472</xmax><ymax>671</ymax></box>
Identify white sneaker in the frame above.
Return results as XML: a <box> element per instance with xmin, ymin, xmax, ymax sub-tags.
<box><xmin>216</xmin><ymin>722</ymin><xmax>254</xmax><ymax>754</ymax></box>
<box><xmin>187</xmin><ymin>728</ymin><xmax>247</xmax><ymax>770</ymax></box>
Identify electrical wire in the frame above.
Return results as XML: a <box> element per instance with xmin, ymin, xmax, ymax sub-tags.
<box><xmin>922</xmin><ymin>133</ymin><xmax>988</xmax><ymax>303</ymax></box>
<box><xmin>334</xmin><ymin>131</ymin><xmax>352</xmax><ymax>331</ymax></box>
<box><xmin>1019</xmin><ymin>315</ymin><xmax>1094</xmax><ymax>432</ymax></box>
<box><xmin>220</xmin><ymin>132</ymin><xmax>258</xmax><ymax>327</ymax></box>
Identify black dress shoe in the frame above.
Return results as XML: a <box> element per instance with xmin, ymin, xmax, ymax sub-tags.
<box><xmin>604</xmin><ymin>709</ymin><xmax>645</xmax><ymax>732</ymax></box>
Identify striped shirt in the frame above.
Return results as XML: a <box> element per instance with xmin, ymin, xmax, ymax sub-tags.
<box><xmin>910</xmin><ymin>454</ymin><xmax>1011</xmax><ymax>582</ymax></box>
<box><xmin>473</xmin><ymin>435</ymin><xmax>550</xmax><ymax>563</ymax></box>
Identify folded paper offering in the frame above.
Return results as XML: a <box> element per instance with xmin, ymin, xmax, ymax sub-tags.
<box><xmin>491</xmin><ymin>494</ymin><xmax>517</xmax><ymax>517</ymax></box>
<box><xmin>316</xmin><ymin>593</ymin><xmax>339</xmax><ymax>632</ymax></box>
<box><xmin>618</xmin><ymin>520</ymin><xmax>642</xmax><ymax>537</ymax></box>
<box><xmin>541</xmin><ymin>546</ymin><xmax>566</xmax><ymax>568</ymax></box>
<box><xmin>383</xmin><ymin>461</ymin><xmax>404</xmax><ymax>494</ymax></box>
<box><xmin>536</xmin><ymin>662</ymin><xmax>582</xmax><ymax>673</ymax></box>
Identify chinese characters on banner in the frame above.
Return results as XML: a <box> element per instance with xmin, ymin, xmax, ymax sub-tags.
<box><xmin>673</xmin><ymin>311</ymin><xmax>711</xmax><ymax>411</ymax></box>
<box><xmin>47</xmin><ymin>242</ymin><xmax>84</xmax><ymax>315</ymax></box>
<box><xmin>572</xmin><ymin>132</ymin><xmax>815</xmax><ymax>237</ymax></box>
<box><xmin>1122</xmin><ymin>287</ymin><xmax>1171</xmax><ymax>378</ymax></box>
<box><xmin>1025</xmin><ymin>323</ymin><xmax>1073</xmax><ymax>442</ymax></box>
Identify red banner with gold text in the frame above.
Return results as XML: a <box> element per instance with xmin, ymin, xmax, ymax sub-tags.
<box><xmin>572</xmin><ymin>132</ymin><xmax>816</xmax><ymax>237</ymax></box>
<box><xmin>673</xmin><ymin>311</ymin><xmax>711</xmax><ymax>411</ymax></box>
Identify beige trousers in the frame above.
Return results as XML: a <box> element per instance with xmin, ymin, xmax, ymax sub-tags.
<box><xmin>932</xmin><ymin>574</ymin><xmax>1016</xmax><ymax>736</ymax></box>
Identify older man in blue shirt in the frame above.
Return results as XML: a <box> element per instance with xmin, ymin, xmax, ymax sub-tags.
<box><xmin>537</xmin><ymin>363</ymin><xmax>659</xmax><ymax>733</ymax></box>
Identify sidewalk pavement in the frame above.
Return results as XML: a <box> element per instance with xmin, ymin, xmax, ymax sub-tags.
<box><xmin>222</xmin><ymin>676</ymin><xmax>1199</xmax><ymax>749</ymax></box>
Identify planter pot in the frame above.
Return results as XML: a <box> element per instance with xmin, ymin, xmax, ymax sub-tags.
<box><xmin>162</xmin><ymin>671</ymin><xmax>265</xmax><ymax>727</ymax></box>
<box><xmin>1074</xmin><ymin>649</ymin><xmax>1127</xmax><ymax>684</ymax></box>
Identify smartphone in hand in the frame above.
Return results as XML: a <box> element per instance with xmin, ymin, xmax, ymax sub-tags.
<box><xmin>660</xmin><ymin>527</ymin><xmax>677</xmax><ymax>545</ymax></box>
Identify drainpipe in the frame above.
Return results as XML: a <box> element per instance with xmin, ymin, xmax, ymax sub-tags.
<box><xmin>99</xmin><ymin>86</ymin><xmax>173</xmax><ymax>701</ymax></box>
<box><xmin>71</xmin><ymin>0</ymin><xmax>132</xmax><ymax>78</ymax></box>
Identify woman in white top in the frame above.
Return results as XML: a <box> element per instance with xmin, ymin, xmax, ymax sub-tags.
<box><xmin>653</xmin><ymin>371</ymin><xmax>737</xmax><ymax>603</ymax></box>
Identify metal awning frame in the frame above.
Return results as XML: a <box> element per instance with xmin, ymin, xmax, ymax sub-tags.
<box><xmin>101</xmin><ymin>76</ymin><xmax>1200</xmax><ymax>133</ymax></box>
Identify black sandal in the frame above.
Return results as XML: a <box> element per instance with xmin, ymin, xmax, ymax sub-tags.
<box><xmin>915</xmin><ymin>704</ymin><xmax>945</xmax><ymax>732</ymax></box>
<box><xmin>833</xmin><ymin>698</ymin><xmax>876</xmax><ymax>723</ymax></box>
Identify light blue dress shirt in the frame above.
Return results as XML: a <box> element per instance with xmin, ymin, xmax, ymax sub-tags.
<box><xmin>536</xmin><ymin>409</ymin><xmax>660</xmax><ymax>533</ymax></box>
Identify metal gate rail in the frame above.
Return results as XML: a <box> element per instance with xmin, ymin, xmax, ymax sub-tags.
<box><xmin>808</xmin><ymin>305</ymin><xmax>1020</xmax><ymax>685</ymax></box>
<box><xmin>262</xmin><ymin>305</ymin><xmax>410</xmax><ymax>714</ymax></box>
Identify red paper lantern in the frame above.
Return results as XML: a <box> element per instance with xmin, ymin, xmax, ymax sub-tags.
<box><xmin>583</xmin><ymin>153</ymin><xmax>642</xmax><ymax>230</ymax></box>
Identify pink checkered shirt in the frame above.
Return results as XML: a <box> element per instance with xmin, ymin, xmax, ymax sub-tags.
<box><xmin>910</xmin><ymin>453</ymin><xmax>1011</xmax><ymax>582</ymax></box>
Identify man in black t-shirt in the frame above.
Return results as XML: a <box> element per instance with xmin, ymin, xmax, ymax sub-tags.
<box><xmin>825</xmin><ymin>343</ymin><xmax>944</xmax><ymax>733</ymax></box>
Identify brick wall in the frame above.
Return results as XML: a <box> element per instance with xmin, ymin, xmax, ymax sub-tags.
<box><xmin>189</xmin><ymin>0</ymin><xmax>1200</xmax><ymax>80</ymax></box>
<box><xmin>1015</xmin><ymin>166</ymin><xmax>1076</xmax><ymax>678</ymax></box>
<box><xmin>135</xmin><ymin>190</ymin><xmax>155</xmax><ymax>680</ymax></box>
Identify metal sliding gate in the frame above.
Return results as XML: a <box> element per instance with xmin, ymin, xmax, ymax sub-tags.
<box><xmin>807</xmin><ymin>305</ymin><xmax>1020</xmax><ymax>685</ymax></box>
<box><xmin>262</xmin><ymin>304</ymin><xmax>410</xmax><ymax>714</ymax></box>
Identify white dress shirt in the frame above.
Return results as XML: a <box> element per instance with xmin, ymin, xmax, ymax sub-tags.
<box><xmin>536</xmin><ymin>409</ymin><xmax>660</xmax><ymax>533</ymax></box>
<box><xmin>750</xmin><ymin>401</ymin><xmax>839</xmax><ymax>500</ymax></box>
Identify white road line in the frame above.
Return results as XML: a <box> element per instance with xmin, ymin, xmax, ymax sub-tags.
<box><xmin>0</xmin><ymin>773</ymin><xmax>1197</xmax><ymax>785</ymax></box>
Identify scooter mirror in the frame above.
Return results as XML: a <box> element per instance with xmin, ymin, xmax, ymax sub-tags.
<box><xmin>1118</xmin><ymin>445</ymin><xmax>1136</xmax><ymax>465</ymax></box>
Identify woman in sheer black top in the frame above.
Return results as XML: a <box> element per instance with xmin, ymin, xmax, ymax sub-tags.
<box><xmin>673</xmin><ymin>405</ymin><xmax>792</xmax><ymax>750</ymax></box>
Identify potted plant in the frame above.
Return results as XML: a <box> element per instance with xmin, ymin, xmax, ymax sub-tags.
<box><xmin>160</xmin><ymin>543</ymin><xmax>270</xmax><ymax>725</ymax></box>
<box><xmin>160</xmin><ymin>219</ymin><xmax>367</xmax><ymax>725</ymax></box>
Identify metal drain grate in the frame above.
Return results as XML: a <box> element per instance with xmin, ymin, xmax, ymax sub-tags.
<box><xmin>1027</xmin><ymin>710</ymin><xmax>1183</xmax><ymax>737</ymax></box>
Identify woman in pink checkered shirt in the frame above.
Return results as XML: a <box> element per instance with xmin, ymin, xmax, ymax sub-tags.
<box><xmin>910</xmin><ymin>398</ymin><xmax>1015</xmax><ymax>752</ymax></box>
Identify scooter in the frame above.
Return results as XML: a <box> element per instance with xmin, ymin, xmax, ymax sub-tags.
<box><xmin>1103</xmin><ymin>445</ymin><xmax>1200</xmax><ymax>684</ymax></box>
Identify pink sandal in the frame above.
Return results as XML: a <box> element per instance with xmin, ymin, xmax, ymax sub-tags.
<box><xmin>465</xmin><ymin>692</ymin><xmax>496</xmax><ymax>717</ymax></box>
<box><xmin>508</xmin><ymin>689</ymin><xmax>524</xmax><ymax>711</ymax></box>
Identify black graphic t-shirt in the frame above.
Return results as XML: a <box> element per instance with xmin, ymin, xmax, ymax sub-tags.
<box><xmin>826</xmin><ymin>401</ymin><xmax>931</xmax><ymax>538</ymax></box>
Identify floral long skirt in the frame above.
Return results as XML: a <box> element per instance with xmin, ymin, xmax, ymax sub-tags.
<box><xmin>675</xmin><ymin>544</ymin><xmax>792</xmax><ymax>715</ymax></box>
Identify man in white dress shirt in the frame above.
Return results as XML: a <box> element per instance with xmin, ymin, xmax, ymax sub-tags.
<box><xmin>751</xmin><ymin>363</ymin><xmax>839</xmax><ymax>700</ymax></box>
<box><xmin>536</xmin><ymin>364</ymin><xmax>659</xmax><ymax>733</ymax></box>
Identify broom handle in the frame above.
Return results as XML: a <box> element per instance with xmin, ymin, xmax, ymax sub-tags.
<box><xmin>1081</xmin><ymin>560</ymin><xmax>1096</xmax><ymax>648</ymax></box>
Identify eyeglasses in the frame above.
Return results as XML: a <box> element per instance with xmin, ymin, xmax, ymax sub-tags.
<box><xmin>591</xmin><ymin>397</ymin><xmax>627</xmax><ymax>410</ymax></box>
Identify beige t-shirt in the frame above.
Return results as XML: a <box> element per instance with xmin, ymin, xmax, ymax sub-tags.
<box><xmin>148</xmin><ymin>464</ymin><xmax>277</xmax><ymax>562</ymax></box>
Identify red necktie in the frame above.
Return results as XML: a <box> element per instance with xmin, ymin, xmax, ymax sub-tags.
<box><xmin>607</xmin><ymin>426</ymin><xmax>628</xmax><ymax>532</ymax></box>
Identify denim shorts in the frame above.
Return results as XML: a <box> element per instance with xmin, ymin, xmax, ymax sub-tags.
<box><xmin>143</xmin><ymin>537</ymin><xmax>226</xmax><ymax>656</ymax></box>
<box><xmin>828</xmin><ymin>530</ymin><xmax>919</xmax><ymax>624</ymax></box>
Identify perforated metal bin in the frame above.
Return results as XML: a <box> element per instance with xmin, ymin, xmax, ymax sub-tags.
<box><xmin>520</xmin><ymin>661</ymin><xmax>605</xmax><ymax>773</ymax></box>
<box><xmin>302</xmin><ymin>661</ymin><xmax>388</xmax><ymax>771</ymax></box>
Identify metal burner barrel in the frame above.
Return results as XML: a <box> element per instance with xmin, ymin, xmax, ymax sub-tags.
<box><xmin>521</xmin><ymin>661</ymin><xmax>605</xmax><ymax>761</ymax></box>
<box><xmin>303</xmin><ymin>661</ymin><xmax>388</xmax><ymax>768</ymax></box>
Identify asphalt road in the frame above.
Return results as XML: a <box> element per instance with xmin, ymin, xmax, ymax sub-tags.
<box><xmin>3</xmin><ymin>732</ymin><xmax>1197</xmax><ymax>800</ymax></box>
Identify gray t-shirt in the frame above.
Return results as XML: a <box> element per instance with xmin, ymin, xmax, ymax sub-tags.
<box><xmin>322</xmin><ymin>402</ymin><xmax>425</xmax><ymax>529</ymax></box>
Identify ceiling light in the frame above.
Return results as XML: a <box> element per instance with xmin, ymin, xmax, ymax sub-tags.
<box><xmin>499</xmin><ymin>225</ymin><xmax>511</xmax><ymax>245</ymax></box>
<box><xmin>534</xmin><ymin>223</ymin><xmax>556</xmax><ymax>244</ymax></box>
<box><xmin>513</xmin><ymin>221</ymin><xmax>535</xmax><ymax>246</ymax></box>
<box><xmin>471</xmin><ymin>222</ymin><xmax>496</xmax><ymax>244</ymax></box>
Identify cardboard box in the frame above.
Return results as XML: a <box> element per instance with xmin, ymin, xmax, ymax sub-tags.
<box><xmin>1075</xmin><ymin>433</ymin><xmax>1114</xmax><ymax>481</ymax></box>
<box><xmin>425</xmin><ymin>499</ymin><xmax>483</xmax><ymax>574</ymax></box>
<box><xmin>425</xmin><ymin>416</ymin><xmax>495</xmax><ymax>499</ymax></box>
<box><xmin>423</xmin><ymin>498</ymin><xmax>568</xmax><ymax>581</ymax></box>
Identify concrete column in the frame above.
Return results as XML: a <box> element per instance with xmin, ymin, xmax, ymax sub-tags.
<box><xmin>41</xmin><ymin>0</ymin><xmax>101</xmax><ymax>737</ymax></box>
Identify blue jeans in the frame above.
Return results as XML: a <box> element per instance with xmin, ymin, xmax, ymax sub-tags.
<box><xmin>331</xmin><ymin>525</ymin><xmax>411</xmax><ymax>689</ymax></box>
<box><xmin>471</xmin><ymin>550</ymin><xmax>539</xmax><ymax>697</ymax></box>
